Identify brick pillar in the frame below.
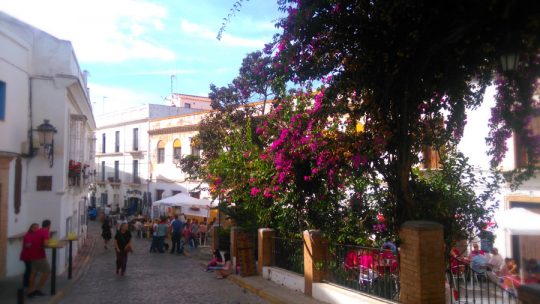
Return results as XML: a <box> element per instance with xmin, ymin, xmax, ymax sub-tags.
<box><xmin>211</xmin><ymin>226</ymin><xmax>220</xmax><ymax>251</ymax></box>
<box><xmin>230</xmin><ymin>226</ymin><xmax>242</xmax><ymax>266</ymax></box>
<box><xmin>303</xmin><ymin>230</ymin><xmax>326</xmax><ymax>296</ymax></box>
<box><xmin>258</xmin><ymin>228</ymin><xmax>275</xmax><ymax>274</ymax></box>
<box><xmin>400</xmin><ymin>221</ymin><xmax>445</xmax><ymax>304</ymax></box>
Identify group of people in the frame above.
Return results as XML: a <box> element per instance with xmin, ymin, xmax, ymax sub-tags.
<box><xmin>19</xmin><ymin>220</ymin><xmax>52</xmax><ymax>298</ymax></box>
<box><xmin>145</xmin><ymin>215</ymin><xmax>208</xmax><ymax>254</ymax></box>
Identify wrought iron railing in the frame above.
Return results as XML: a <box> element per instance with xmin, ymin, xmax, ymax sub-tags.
<box><xmin>447</xmin><ymin>257</ymin><xmax>519</xmax><ymax>303</ymax></box>
<box><xmin>273</xmin><ymin>237</ymin><xmax>304</xmax><ymax>275</ymax></box>
<box><xmin>323</xmin><ymin>244</ymin><xmax>400</xmax><ymax>302</ymax></box>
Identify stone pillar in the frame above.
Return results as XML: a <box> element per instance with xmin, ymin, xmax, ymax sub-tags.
<box><xmin>258</xmin><ymin>228</ymin><xmax>275</xmax><ymax>274</ymax></box>
<box><xmin>400</xmin><ymin>221</ymin><xmax>445</xmax><ymax>304</ymax></box>
<box><xmin>211</xmin><ymin>226</ymin><xmax>220</xmax><ymax>251</ymax></box>
<box><xmin>230</xmin><ymin>226</ymin><xmax>242</xmax><ymax>266</ymax></box>
<box><xmin>303</xmin><ymin>230</ymin><xmax>326</xmax><ymax>296</ymax></box>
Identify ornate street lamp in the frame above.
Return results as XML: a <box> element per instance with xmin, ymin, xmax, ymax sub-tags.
<box><xmin>500</xmin><ymin>53</ymin><xmax>519</xmax><ymax>73</ymax></box>
<box><xmin>35</xmin><ymin>119</ymin><xmax>57</xmax><ymax>167</ymax></box>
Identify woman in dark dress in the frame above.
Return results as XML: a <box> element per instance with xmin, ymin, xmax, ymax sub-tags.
<box><xmin>114</xmin><ymin>223</ymin><xmax>132</xmax><ymax>276</ymax></box>
<box><xmin>101</xmin><ymin>217</ymin><xmax>112</xmax><ymax>250</ymax></box>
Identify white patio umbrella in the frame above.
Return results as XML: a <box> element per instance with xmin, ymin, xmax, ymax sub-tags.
<box><xmin>152</xmin><ymin>193</ymin><xmax>213</xmax><ymax>217</ymax></box>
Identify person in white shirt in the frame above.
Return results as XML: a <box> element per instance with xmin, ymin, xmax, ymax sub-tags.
<box><xmin>487</xmin><ymin>247</ymin><xmax>504</xmax><ymax>274</ymax></box>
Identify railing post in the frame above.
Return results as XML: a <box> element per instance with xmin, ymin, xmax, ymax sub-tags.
<box><xmin>230</xmin><ymin>226</ymin><xmax>242</xmax><ymax>267</ymax></box>
<box><xmin>258</xmin><ymin>228</ymin><xmax>275</xmax><ymax>275</ymax></box>
<box><xmin>303</xmin><ymin>230</ymin><xmax>326</xmax><ymax>297</ymax></box>
<box><xmin>400</xmin><ymin>221</ymin><xmax>445</xmax><ymax>304</ymax></box>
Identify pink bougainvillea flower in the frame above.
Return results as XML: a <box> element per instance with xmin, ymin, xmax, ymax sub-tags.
<box><xmin>377</xmin><ymin>214</ymin><xmax>385</xmax><ymax>222</ymax></box>
<box><xmin>250</xmin><ymin>187</ymin><xmax>261</xmax><ymax>197</ymax></box>
<box><xmin>263</xmin><ymin>188</ymin><xmax>272</xmax><ymax>198</ymax></box>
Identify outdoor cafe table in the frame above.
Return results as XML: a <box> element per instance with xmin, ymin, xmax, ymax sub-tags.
<box><xmin>61</xmin><ymin>236</ymin><xmax>78</xmax><ymax>279</ymax></box>
<box><xmin>44</xmin><ymin>240</ymin><xmax>67</xmax><ymax>295</ymax></box>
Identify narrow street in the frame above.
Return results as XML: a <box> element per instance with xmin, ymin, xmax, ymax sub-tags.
<box><xmin>61</xmin><ymin>222</ymin><xmax>267</xmax><ymax>304</ymax></box>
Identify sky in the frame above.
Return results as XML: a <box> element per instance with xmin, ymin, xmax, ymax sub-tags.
<box><xmin>0</xmin><ymin>0</ymin><xmax>283</xmax><ymax>115</ymax></box>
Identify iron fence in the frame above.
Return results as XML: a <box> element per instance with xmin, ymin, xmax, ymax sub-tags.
<box><xmin>448</xmin><ymin>257</ymin><xmax>518</xmax><ymax>303</ymax></box>
<box><xmin>323</xmin><ymin>244</ymin><xmax>400</xmax><ymax>302</ymax></box>
<box><xmin>273</xmin><ymin>237</ymin><xmax>304</xmax><ymax>275</ymax></box>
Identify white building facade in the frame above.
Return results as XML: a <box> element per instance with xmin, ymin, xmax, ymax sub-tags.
<box><xmin>94</xmin><ymin>97</ymin><xmax>212</xmax><ymax>214</ymax></box>
<box><xmin>0</xmin><ymin>12</ymin><xmax>96</xmax><ymax>277</ymax></box>
<box><xmin>459</xmin><ymin>85</ymin><xmax>540</xmax><ymax>262</ymax></box>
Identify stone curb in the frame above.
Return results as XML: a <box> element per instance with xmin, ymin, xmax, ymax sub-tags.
<box><xmin>47</xmin><ymin>235</ymin><xmax>96</xmax><ymax>304</ymax></box>
<box><xmin>227</xmin><ymin>274</ymin><xmax>286</xmax><ymax>304</ymax></box>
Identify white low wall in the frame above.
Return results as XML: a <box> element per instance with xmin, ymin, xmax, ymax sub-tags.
<box><xmin>262</xmin><ymin>266</ymin><xmax>304</xmax><ymax>293</ymax></box>
<box><xmin>313</xmin><ymin>282</ymin><xmax>391</xmax><ymax>304</ymax></box>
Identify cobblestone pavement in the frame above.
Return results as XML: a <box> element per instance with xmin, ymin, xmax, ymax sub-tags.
<box><xmin>61</xmin><ymin>223</ymin><xmax>267</xmax><ymax>304</ymax></box>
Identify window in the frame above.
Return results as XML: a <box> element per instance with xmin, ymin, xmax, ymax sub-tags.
<box><xmin>113</xmin><ymin>194</ymin><xmax>120</xmax><ymax>205</ymax></box>
<box><xmin>422</xmin><ymin>146</ymin><xmax>441</xmax><ymax>169</ymax></box>
<box><xmin>36</xmin><ymin>176</ymin><xmax>52</xmax><ymax>191</ymax></box>
<box><xmin>0</xmin><ymin>81</ymin><xmax>5</xmax><ymax>120</ymax></box>
<box><xmin>173</xmin><ymin>139</ymin><xmax>181</xmax><ymax>161</ymax></box>
<box><xmin>102</xmin><ymin>133</ymin><xmax>106</xmax><ymax>153</ymax></box>
<box><xmin>172</xmin><ymin>190</ymin><xmax>182</xmax><ymax>196</ymax></box>
<box><xmin>515</xmin><ymin>112</ymin><xmax>540</xmax><ymax>168</ymax></box>
<box><xmin>190</xmin><ymin>137</ymin><xmax>201</xmax><ymax>157</ymax></box>
<box><xmin>156</xmin><ymin>189</ymin><xmax>164</xmax><ymax>201</ymax></box>
<box><xmin>184</xmin><ymin>103</ymin><xmax>191</xmax><ymax>108</ymax></box>
<box><xmin>101</xmin><ymin>161</ymin><xmax>105</xmax><ymax>181</ymax></box>
<box><xmin>115</xmin><ymin>131</ymin><xmax>120</xmax><ymax>152</ymax></box>
<box><xmin>133</xmin><ymin>160</ymin><xmax>139</xmax><ymax>183</ymax></box>
<box><xmin>114</xmin><ymin>161</ymin><xmax>119</xmax><ymax>181</ymax></box>
<box><xmin>157</xmin><ymin>140</ymin><xmax>165</xmax><ymax>164</ymax></box>
<box><xmin>133</xmin><ymin>128</ymin><xmax>139</xmax><ymax>151</ymax></box>
<box><xmin>69</xmin><ymin>115</ymin><xmax>86</xmax><ymax>162</ymax></box>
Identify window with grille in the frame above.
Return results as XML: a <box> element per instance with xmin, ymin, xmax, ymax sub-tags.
<box><xmin>515</xmin><ymin>112</ymin><xmax>540</xmax><ymax>168</ymax></box>
<box><xmin>133</xmin><ymin>160</ymin><xmax>139</xmax><ymax>183</ymax></box>
<box><xmin>173</xmin><ymin>139</ymin><xmax>181</xmax><ymax>160</ymax></box>
<box><xmin>69</xmin><ymin>115</ymin><xmax>86</xmax><ymax>162</ymax></box>
<box><xmin>114</xmin><ymin>161</ymin><xmax>119</xmax><ymax>181</ymax></box>
<box><xmin>157</xmin><ymin>140</ymin><xmax>165</xmax><ymax>164</ymax></box>
<box><xmin>133</xmin><ymin>128</ymin><xmax>139</xmax><ymax>151</ymax></box>
<box><xmin>102</xmin><ymin>133</ymin><xmax>106</xmax><ymax>153</ymax></box>
<box><xmin>101</xmin><ymin>161</ymin><xmax>105</xmax><ymax>181</ymax></box>
<box><xmin>0</xmin><ymin>81</ymin><xmax>5</xmax><ymax>120</ymax></box>
<box><xmin>156</xmin><ymin>189</ymin><xmax>164</xmax><ymax>200</ymax></box>
<box><xmin>115</xmin><ymin>131</ymin><xmax>120</xmax><ymax>152</ymax></box>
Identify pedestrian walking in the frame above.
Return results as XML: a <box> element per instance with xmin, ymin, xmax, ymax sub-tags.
<box><xmin>28</xmin><ymin>219</ymin><xmax>51</xmax><ymax>298</ymax></box>
<box><xmin>156</xmin><ymin>218</ymin><xmax>168</xmax><ymax>253</ymax></box>
<box><xmin>149</xmin><ymin>219</ymin><xmax>159</xmax><ymax>252</ymax></box>
<box><xmin>190</xmin><ymin>220</ymin><xmax>199</xmax><ymax>248</ymax></box>
<box><xmin>170</xmin><ymin>215</ymin><xmax>184</xmax><ymax>254</ymax></box>
<box><xmin>114</xmin><ymin>223</ymin><xmax>132</xmax><ymax>276</ymax></box>
<box><xmin>20</xmin><ymin>223</ymin><xmax>38</xmax><ymax>291</ymax></box>
<box><xmin>101</xmin><ymin>217</ymin><xmax>112</xmax><ymax>250</ymax></box>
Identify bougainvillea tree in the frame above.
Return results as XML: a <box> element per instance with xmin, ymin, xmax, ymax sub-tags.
<box><xmin>264</xmin><ymin>0</ymin><xmax>540</xmax><ymax>241</ymax></box>
<box><xmin>204</xmin><ymin>0</ymin><xmax>540</xmax><ymax>246</ymax></box>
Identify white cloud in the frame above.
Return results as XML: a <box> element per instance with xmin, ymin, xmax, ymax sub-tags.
<box><xmin>1</xmin><ymin>0</ymin><xmax>175</xmax><ymax>62</ymax></box>
<box><xmin>88</xmin><ymin>83</ymin><xmax>161</xmax><ymax>117</ymax></box>
<box><xmin>118</xmin><ymin>69</ymin><xmax>198</xmax><ymax>76</ymax></box>
<box><xmin>180</xmin><ymin>19</ymin><xmax>266</xmax><ymax>48</ymax></box>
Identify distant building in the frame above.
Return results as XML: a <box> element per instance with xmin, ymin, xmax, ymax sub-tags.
<box><xmin>148</xmin><ymin>110</ymin><xmax>211</xmax><ymax>203</ymax></box>
<box><xmin>94</xmin><ymin>98</ymin><xmax>212</xmax><ymax>214</ymax></box>
<box><xmin>0</xmin><ymin>12</ymin><xmax>95</xmax><ymax>277</ymax></box>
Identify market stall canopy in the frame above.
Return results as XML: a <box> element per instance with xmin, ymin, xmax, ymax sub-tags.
<box><xmin>496</xmin><ymin>208</ymin><xmax>540</xmax><ymax>235</ymax></box>
<box><xmin>151</xmin><ymin>193</ymin><xmax>213</xmax><ymax>217</ymax></box>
